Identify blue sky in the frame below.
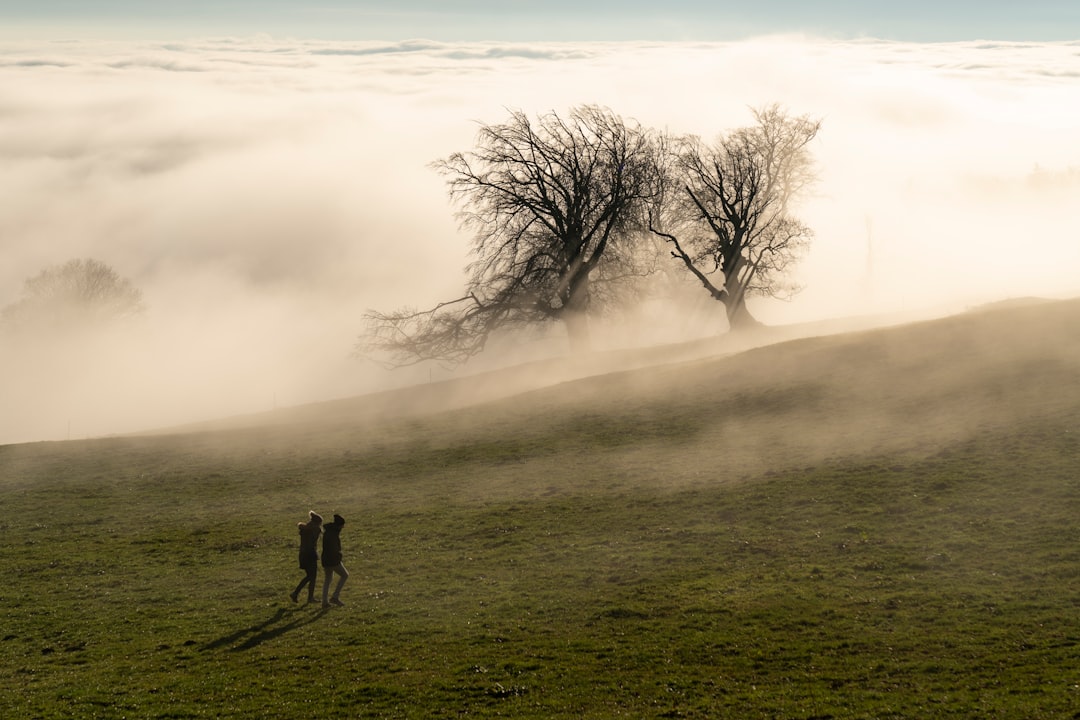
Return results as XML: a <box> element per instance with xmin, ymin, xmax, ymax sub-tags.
<box><xmin>2</xmin><ymin>1</ymin><xmax>1078</xmax><ymax>41</ymax></box>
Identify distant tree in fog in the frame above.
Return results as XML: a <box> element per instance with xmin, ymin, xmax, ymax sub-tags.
<box><xmin>361</xmin><ymin>105</ymin><xmax>663</xmax><ymax>367</ymax></box>
<box><xmin>1</xmin><ymin>258</ymin><xmax>145</xmax><ymax>335</ymax></box>
<box><xmin>649</xmin><ymin>105</ymin><xmax>821</xmax><ymax>330</ymax></box>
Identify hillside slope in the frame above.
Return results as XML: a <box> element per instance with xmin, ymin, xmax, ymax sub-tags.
<box><xmin>2</xmin><ymin>297</ymin><xmax>1079</xmax><ymax>718</ymax></box>
<box><xmin>6</xmin><ymin>297</ymin><xmax>1079</xmax><ymax>494</ymax></box>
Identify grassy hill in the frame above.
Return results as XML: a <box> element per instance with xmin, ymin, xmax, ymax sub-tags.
<box><xmin>2</xmin><ymin>298</ymin><xmax>1079</xmax><ymax>718</ymax></box>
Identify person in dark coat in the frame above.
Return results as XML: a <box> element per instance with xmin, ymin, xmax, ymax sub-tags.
<box><xmin>290</xmin><ymin>511</ymin><xmax>322</xmax><ymax>603</ymax></box>
<box><xmin>321</xmin><ymin>513</ymin><xmax>349</xmax><ymax>608</ymax></box>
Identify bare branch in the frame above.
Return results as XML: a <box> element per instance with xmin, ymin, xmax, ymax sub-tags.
<box><xmin>652</xmin><ymin>105</ymin><xmax>820</xmax><ymax>330</ymax></box>
<box><xmin>364</xmin><ymin>105</ymin><xmax>663</xmax><ymax>366</ymax></box>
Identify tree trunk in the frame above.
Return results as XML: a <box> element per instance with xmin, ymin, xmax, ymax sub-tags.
<box><xmin>724</xmin><ymin>297</ymin><xmax>761</xmax><ymax>331</ymax></box>
<box><xmin>562</xmin><ymin>273</ymin><xmax>592</xmax><ymax>353</ymax></box>
<box><xmin>721</xmin><ymin>273</ymin><xmax>762</xmax><ymax>332</ymax></box>
<box><xmin>563</xmin><ymin>310</ymin><xmax>591</xmax><ymax>353</ymax></box>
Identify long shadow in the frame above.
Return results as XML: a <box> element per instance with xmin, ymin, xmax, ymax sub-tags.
<box><xmin>201</xmin><ymin>605</ymin><xmax>328</xmax><ymax>652</ymax></box>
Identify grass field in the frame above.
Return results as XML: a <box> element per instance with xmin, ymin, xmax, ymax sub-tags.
<box><xmin>2</xmin><ymin>298</ymin><xmax>1079</xmax><ymax>718</ymax></box>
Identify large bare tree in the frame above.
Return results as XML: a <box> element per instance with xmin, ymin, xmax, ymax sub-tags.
<box><xmin>650</xmin><ymin>105</ymin><xmax>821</xmax><ymax>330</ymax></box>
<box><xmin>1</xmin><ymin>258</ymin><xmax>145</xmax><ymax>335</ymax></box>
<box><xmin>362</xmin><ymin>105</ymin><xmax>661</xmax><ymax>367</ymax></box>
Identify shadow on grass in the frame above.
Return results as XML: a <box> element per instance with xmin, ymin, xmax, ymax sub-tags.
<box><xmin>201</xmin><ymin>605</ymin><xmax>328</xmax><ymax>652</ymax></box>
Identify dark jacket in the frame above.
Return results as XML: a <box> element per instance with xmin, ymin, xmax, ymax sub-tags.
<box><xmin>321</xmin><ymin>521</ymin><xmax>344</xmax><ymax>568</ymax></box>
<box><xmin>298</xmin><ymin>521</ymin><xmax>321</xmax><ymax>570</ymax></box>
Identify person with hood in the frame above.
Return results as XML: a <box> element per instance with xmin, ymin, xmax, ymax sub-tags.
<box><xmin>289</xmin><ymin>511</ymin><xmax>322</xmax><ymax>603</ymax></box>
<box><xmin>321</xmin><ymin>513</ymin><xmax>349</xmax><ymax>608</ymax></box>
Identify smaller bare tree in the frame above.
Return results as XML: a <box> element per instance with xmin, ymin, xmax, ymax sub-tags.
<box><xmin>650</xmin><ymin>105</ymin><xmax>821</xmax><ymax>330</ymax></box>
<box><xmin>1</xmin><ymin>258</ymin><xmax>145</xmax><ymax>335</ymax></box>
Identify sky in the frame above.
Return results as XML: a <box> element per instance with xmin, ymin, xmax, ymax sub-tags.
<box><xmin>2</xmin><ymin>1</ymin><xmax>1079</xmax><ymax>42</ymax></box>
<box><xmin>1</xmin><ymin>5</ymin><xmax>1079</xmax><ymax>443</ymax></box>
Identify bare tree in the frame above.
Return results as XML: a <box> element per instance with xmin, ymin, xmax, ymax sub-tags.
<box><xmin>1</xmin><ymin>258</ymin><xmax>145</xmax><ymax>335</ymax></box>
<box><xmin>362</xmin><ymin>105</ymin><xmax>662</xmax><ymax>367</ymax></box>
<box><xmin>650</xmin><ymin>105</ymin><xmax>821</xmax><ymax>330</ymax></box>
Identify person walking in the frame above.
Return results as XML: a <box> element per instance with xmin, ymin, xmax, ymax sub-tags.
<box><xmin>321</xmin><ymin>513</ymin><xmax>349</xmax><ymax>608</ymax></box>
<box><xmin>290</xmin><ymin>511</ymin><xmax>323</xmax><ymax>604</ymax></box>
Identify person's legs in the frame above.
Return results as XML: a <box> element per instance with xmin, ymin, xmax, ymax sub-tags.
<box><xmin>322</xmin><ymin>567</ymin><xmax>333</xmax><ymax>607</ymax></box>
<box><xmin>294</xmin><ymin>565</ymin><xmax>317</xmax><ymax>602</ymax></box>
<box><xmin>290</xmin><ymin>576</ymin><xmax>304</xmax><ymax>602</ymax></box>
<box><xmin>291</xmin><ymin>567</ymin><xmax>313</xmax><ymax>602</ymax></box>
<box><xmin>331</xmin><ymin>563</ymin><xmax>349</xmax><ymax>604</ymax></box>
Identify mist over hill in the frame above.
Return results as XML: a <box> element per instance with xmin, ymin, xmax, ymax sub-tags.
<box><xmin>8</xmin><ymin>296</ymin><xmax>1075</xmax><ymax>499</ymax></box>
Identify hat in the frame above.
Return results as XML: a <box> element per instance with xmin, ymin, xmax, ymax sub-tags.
<box><xmin>309</xmin><ymin>511</ymin><xmax>323</xmax><ymax>524</ymax></box>
<box><xmin>333</xmin><ymin>514</ymin><xmax>345</xmax><ymax>525</ymax></box>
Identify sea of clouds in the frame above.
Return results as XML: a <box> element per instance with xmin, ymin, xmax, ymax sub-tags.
<box><xmin>1</xmin><ymin>36</ymin><xmax>1078</xmax><ymax>443</ymax></box>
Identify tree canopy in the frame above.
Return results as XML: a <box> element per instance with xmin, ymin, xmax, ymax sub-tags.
<box><xmin>362</xmin><ymin>105</ymin><xmax>662</xmax><ymax>366</ymax></box>
<box><xmin>1</xmin><ymin>258</ymin><xmax>145</xmax><ymax>336</ymax></box>
<box><xmin>362</xmin><ymin>103</ymin><xmax>822</xmax><ymax>368</ymax></box>
<box><xmin>651</xmin><ymin>105</ymin><xmax>821</xmax><ymax>329</ymax></box>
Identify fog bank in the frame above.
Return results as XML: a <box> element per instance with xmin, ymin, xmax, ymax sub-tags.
<box><xmin>1</xmin><ymin>37</ymin><xmax>1078</xmax><ymax>444</ymax></box>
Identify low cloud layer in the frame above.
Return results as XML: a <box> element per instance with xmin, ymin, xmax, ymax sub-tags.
<box><xmin>1</xmin><ymin>36</ymin><xmax>1078</xmax><ymax>443</ymax></box>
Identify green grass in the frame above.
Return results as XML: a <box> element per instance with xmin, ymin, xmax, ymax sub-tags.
<box><xmin>2</xmin><ymin>299</ymin><xmax>1080</xmax><ymax>718</ymax></box>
